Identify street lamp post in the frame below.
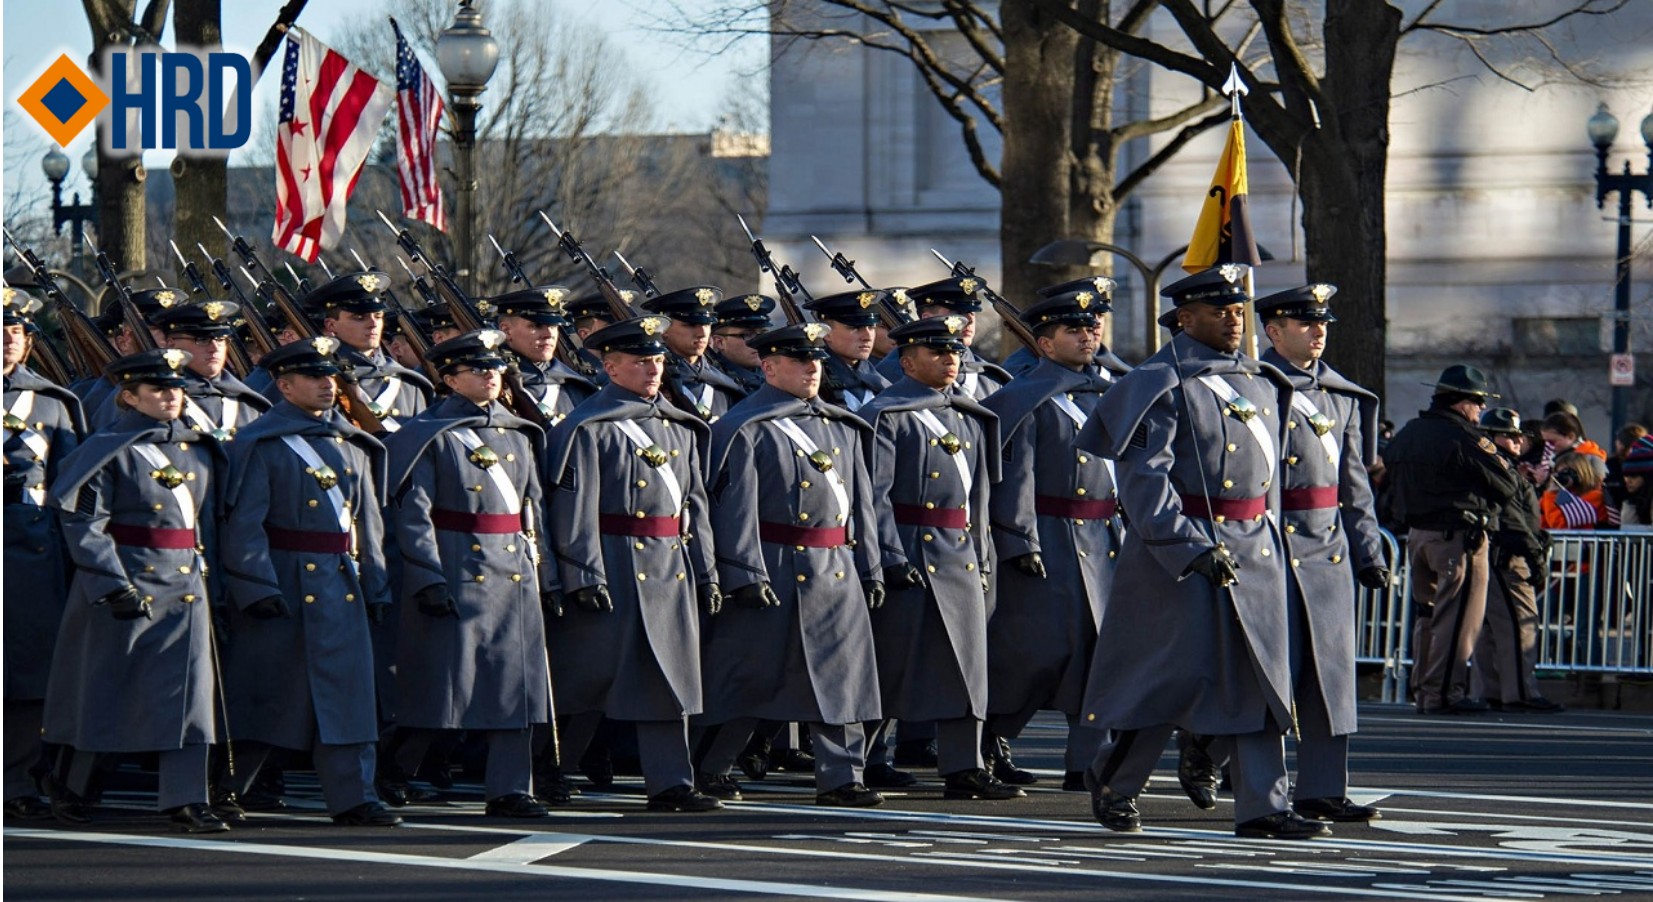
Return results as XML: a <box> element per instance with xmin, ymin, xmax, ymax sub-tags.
<box><xmin>42</xmin><ymin>145</ymin><xmax>100</xmax><ymax>272</ymax></box>
<box><xmin>1587</xmin><ymin>102</ymin><xmax>1653</xmax><ymax>440</ymax></box>
<box><xmin>436</xmin><ymin>0</ymin><xmax>500</xmax><ymax>297</ymax></box>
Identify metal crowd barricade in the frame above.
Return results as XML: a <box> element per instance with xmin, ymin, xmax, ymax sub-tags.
<box><xmin>1353</xmin><ymin>527</ymin><xmax>1411</xmax><ymax>702</ymax></box>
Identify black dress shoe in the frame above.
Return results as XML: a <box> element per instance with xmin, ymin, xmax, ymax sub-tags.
<box><xmin>210</xmin><ymin>789</ymin><xmax>247</xmax><ymax>823</ymax></box>
<box><xmin>533</xmin><ymin>765</ymin><xmax>579</xmax><ymax>804</ymax></box>
<box><xmin>983</xmin><ymin>734</ymin><xmax>1039</xmax><ymax>786</ymax></box>
<box><xmin>893</xmin><ymin>739</ymin><xmax>939</xmax><ymax>768</ymax></box>
<box><xmin>485</xmin><ymin>793</ymin><xmax>551</xmax><ymax>818</ymax></box>
<box><xmin>736</xmin><ymin>733</ymin><xmax>772</xmax><ymax>781</ymax></box>
<box><xmin>1419</xmin><ymin>698</ymin><xmax>1492</xmax><ymax>716</ymax></box>
<box><xmin>645</xmin><ymin>785</ymin><xmax>723</xmax><ymax>812</ymax></box>
<box><xmin>1090</xmin><ymin>785</ymin><xmax>1140</xmax><ymax>832</ymax></box>
<box><xmin>50</xmin><ymin>795</ymin><xmax>93</xmax><ymax>826</ymax></box>
<box><xmin>332</xmin><ymin>802</ymin><xmax>404</xmax><ymax>827</ymax></box>
<box><xmin>4</xmin><ymin>796</ymin><xmax>52</xmax><ymax>820</ymax></box>
<box><xmin>1062</xmin><ymin>771</ymin><xmax>1088</xmax><ymax>792</ymax></box>
<box><xmin>579</xmin><ymin>747</ymin><xmax>615</xmax><ymax>790</ymax></box>
<box><xmin>772</xmin><ymin>749</ymin><xmax>816</xmax><ymax>772</ymax></box>
<box><xmin>942</xmin><ymin>768</ymin><xmax>1026</xmax><ymax>801</ymax></box>
<box><xmin>863</xmin><ymin>762</ymin><xmax>917</xmax><ymax>788</ymax></box>
<box><xmin>696</xmin><ymin>773</ymin><xmax>743</xmax><ymax>801</ymax></box>
<box><xmin>1235</xmin><ymin>810</ymin><xmax>1332</xmax><ymax>839</ymax></box>
<box><xmin>817</xmin><ymin>783</ymin><xmax>884</xmax><ymax>808</ymax></box>
<box><xmin>169</xmin><ymin>803</ymin><xmax>230</xmax><ymax>834</ymax></box>
<box><xmin>1293</xmin><ymin>796</ymin><xmax>1381</xmax><ymax>822</ymax></box>
<box><xmin>1176</xmin><ymin>733</ymin><xmax>1219</xmax><ymax>810</ymax></box>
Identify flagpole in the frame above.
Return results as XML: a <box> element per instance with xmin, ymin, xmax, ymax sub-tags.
<box><xmin>1221</xmin><ymin>65</ymin><xmax>1260</xmax><ymax>358</ymax></box>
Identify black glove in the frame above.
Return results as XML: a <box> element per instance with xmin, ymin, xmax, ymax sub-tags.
<box><xmin>862</xmin><ymin>580</ymin><xmax>886</xmax><ymax>611</ymax></box>
<box><xmin>730</xmin><ymin>582</ymin><xmax>780</xmax><ymax>610</ymax></box>
<box><xmin>246</xmin><ymin>595</ymin><xmax>292</xmax><ymax>620</ymax></box>
<box><xmin>98</xmin><ymin>584</ymin><xmax>152</xmax><ymax>621</ymax></box>
<box><xmin>1524</xmin><ymin>556</ymin><xmax>1548</xmax><ymax>589</ymax></box>
<box><xmin>569</xmin><ymin>584</ymin><xmax>612</xmax><ymax>613</ymax></box>
<box><xmin>1356</xmin><ymin>566</ymin><xmax>1391</xmax><ymax>590</ymax></box>
<box><xmin>884</xmin><ymin>563</ymin><xmax>926</xmax><ymax>591</ymax></box>
<box><xmin>1185</xmin><ymin>547</ymin><xmax>1240</xmax><ymax>587</ymax></box>
<box><xmin>699</xmin><ymin>582</ymin><xmax>723</xmax><ymax>617</ymax></box>
<box><xmin>367</xmin><ymin>602</ymin><xmax>391</xmax><ymax>626</ymax></box>
<box><xmin>1009</xmin><ymin>552</ymin><xmax>1046</xmax><ymax>579</ymax></box>
<box><xmin>541</xmin><ymin>590</ymin><xmax>564</xmax><ymax>618</ymax></box>
<box><xmin>414</xmin><ymin>584</ymin><xmax>458</xmax><ymax>618</ymax></box>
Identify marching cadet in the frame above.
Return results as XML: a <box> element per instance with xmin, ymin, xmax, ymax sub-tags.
<box><xmin>860</xmin><ymin>316</ymin><xmax>1022</xmax><ymax>801</ymax></box>
<box><xmin>411</xmin><ymin>305</ymin><xmax>463</xmax><ymax>345</ymax></box>
<box><xmin>543</xmin><ymin>316</ymin><xmax>724</xmax><ymax>813</ymax></box>
<box><xmin>3</xmin><ymin>288</ymin><xmax>84</xmax><ymax>820</ymax></box>
<box><xmin>1002</xmin><ymin>283</ymin><xmax>1135</xmax><ymax>381</ymax></box>
<box><xmin>305</xmin><ymin>271</ymin><xmax>433</xmax><ymax>433</ymax></box>
<box><xmin>1247</xmin><ymin>283</ymin><xmax>1389</xmax><ymax>823</ymax></box>
<box><xmin>979</xmin><ymin>282</ymin><xmax>1120</xmax><ymax>791</ymax></box>
<box><xmin>79</xmin><ymin>287</ymin><xmax>185</xmax><ymax>425</ymax></box>
<box><xmin>641</xmin><ymin>285</ymin><xmax>745</xmax><ymax>422</ymax></box>
<box><xmin>565</xmin><ymin>294</ymin><xmax>615</xmax><ymax>384</ymax></box>
<box><xmin>383</xmin><ymin>315</ymin><xmax>426</xmax><ymax>373</ymax></box>
<box><xmin>805</xmin><ymin>290</ymin><xmax>892</xmax><ymax>412</ymax></box>
<box><xmin>1073</xmin><ymin>265</ymin><xmax>1319</xmax><ymax>839</ymax></box>
<box><xmin>876</xmin><ymin>277</ymin><xmax>1011</xmax><ymax>400</ymax></box>
<box><xmin>383</xmin><ymin>330</ymin><xmax>556</xmax><ymax>818</ymax></box>
<box><xmin>708</xmin><ymin>293</ymin><xmax>775</xmax><ymax>395</ymax></box>
<box><xmin>492</xmin><ymin>285</ymin><xmax>597</xmax><ymax>428</ymax></box>
<box><xmin>150</xmin><ymin>299</ymin><xmax>271</xmax><ymax>438</ymax></box>
<box><xmin>216</xmin><ymin>337</ymin><xmax>402</xmax><ymax>827</ymax></box>
<box><xmin>694</xmin><ymin>323</ymin><xmax>886</xmax><ymax>808</ymax></box>
<box><xmin>43</xmin><ymin>349</ymin><xmax>228</xmax><ymax>833</ymax></box>
<box><xmin>1385</xmin><ymin>365</ymin><xmax>1519</xmax><ymax>715</ymax></box>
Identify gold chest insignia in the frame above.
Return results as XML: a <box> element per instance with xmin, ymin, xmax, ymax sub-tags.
<box><xmin>1225</xmin><ymin>395</ymin><xmax>1258</xmax><ymax>423</ymax></box>
<box><xmin>808</xmin><ymin>450</ymin><xmax>834</xmax><ymax>473</ymax></box>
<box><xmin>3</xmin><ymin>413</ymin><xmax>26</xmax><ymax>432</ymax></box>
<box><xmin>468</xmin><ymin>445</ymin><xmax>500</xmax><ymax>470</ymax></box>
<box><xmin>938</xmin><ymin>432</ymin><xmax>962</xmax><ymax>455</ymax></box>
<box><xmin>151</xmin><ymin>464</ymin><xmax>186</xmax><ymax>489</ymax></box>
<box><xmin>1308</xmin><ymin>412</ymin><xmax>1335</xmax><ymax>437</ymax></box>
<box><xmin>307</xmin><ymin>464</ymin><xmax>339</xmax><ymax>490</ymax></box>
<box><xmin>639</xmin><ymin>444</ymin><xmax>669</xmax><ymax>468</ymax></box>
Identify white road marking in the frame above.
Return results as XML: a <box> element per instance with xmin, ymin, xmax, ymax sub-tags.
<box><xmin>466</xmin><ymin>834</ymin><xmax>588</xmax><ymax>864</ymax></box>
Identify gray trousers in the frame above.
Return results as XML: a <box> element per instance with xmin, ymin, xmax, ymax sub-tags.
<box><xmin>4</xmin><ymin>700</ymin><xmax>45</xmax><ymax>800</ymax></box>
<box><xmin>701</xmin><ymin>718</ymin><xmax>867</xmax><ymax>791</ymax></box>
<box><xmin>560</xmin><ymin>712</ymin><xmax>693</xmax><ymax>796</ymax></box>
<box><xmin>230</xmin><ymin>740</ymin><xmax>377</xmax><ymax>816</ymax></box>
<box><xmin>1090</xmin><ymin>723</ymin><xmax>1290</xmax><ymax>825</ymax></box>
<box><xmin>60</xmin><ymin>745</ymin><xmax>209</xmax><ymax>811</ymax></box>
<box><xmin>1291</xmin><ymin>646</ymin><xmax>1348</xmax><ymax>801</ymax></box>
<box><xmin>396</xmin><ymin>728</ymin><xmax>532</xmax><ymax>800</ymax></box>
<box><xmin>987</xmin><ymin>705</ymin><xmax>1106</xmax><ymax>773</ymax></box>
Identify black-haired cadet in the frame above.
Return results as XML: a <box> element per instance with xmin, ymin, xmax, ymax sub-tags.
<box><xmin>491</xmin><ymin>286</ymin><xmax>596</xmax><ymax>428</ymax></box>
<box><xmin>876</xmin><ymin>277</ymin><xmax>1011</xmax><ymax>400</ymax></box>
<box><xmin>303</xmin><ymin>271</ymin><xmax>433</xmax><ymax>433</ymax></box>
<box><xmin>708</xmin><ymin>294</ymin><xmax>775</xmax><ymax>395</ymax></box>
<box><xmin>806</xmin><ymin>290</ymin><xmax>892</xmax><ymax>412</ymax></box>
<box><xmin>1004</xmin><ymin>277</ymin><xmax>1134</xmax><ymax>381</ymax></box>
<box><xmin>641</xmin><ymin>285</ymin><xmax>745</xmax><ymax>422</ymax></box>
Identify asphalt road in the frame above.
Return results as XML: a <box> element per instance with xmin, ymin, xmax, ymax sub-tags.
<box><xmin>7</xmin><ymin>703</ymin><xmax>1652</xmax><ymax>901</ymax></box>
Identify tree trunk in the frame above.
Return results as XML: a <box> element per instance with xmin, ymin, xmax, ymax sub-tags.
<box><xmin>171</xmin><ymin>0</ymin><xmax>226</xmax><ymax>283</ymax></box>
<box><xmin>999</xmin><ymin>1</ymin><xmax>1078</xmax><ymax>313</ymax></box>
<box><xmin>85</xmin><ymin>0</ymin><xmax>146</xmax><ymax>288</ymax></box>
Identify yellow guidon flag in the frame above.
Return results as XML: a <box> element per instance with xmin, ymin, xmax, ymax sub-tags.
<box><xmin>1182</xmin><ymin>117</ymin><xmax>1262</xmax><ymax>274</ymax></box>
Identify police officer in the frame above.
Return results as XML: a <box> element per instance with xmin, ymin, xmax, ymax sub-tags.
<box><xmin>543</xmin><ymin>316</ymin><xmax>723</xmax><ymax>812</ymax></box>
<box><xmin>218</xmin><ymin>337</ymin><xmax>402</xmax><ymax>826</ymax></box>
<box><xmin>876</xmin><ymin>277</ymin><xmax>1011</xmax><ymax>400</ymax></box>
<box><xmin>695</xmin><ymin>323</ymin><xmax>886</xmax><ymax>807</ymax></box>
<box><xmin>44</xmin><ymin>349</ymin><xmax>227</xmax><ymax>832</ymax></box>
<box><xmin>383</xmin><ymin>330</ymin><xmax>556</xmax><ymax>818</ymax></box>
<box><xmin>979</xmin><ymin>283</ymin><xmax>1120</xmax><ymax>791</ymax></box>
<box><xmin>860</xmin><ymin>316</ymin><xmax>1021</xmax><ymax>801</ymax></box>
<box><xmin>708</xmin><ymin>293</ymin><xmax>775</xmax><ymax>395</ymax></box>
<box><xmin>1248</xmin><ymin>283</ymin><xmax>1388</xmax><ymax>823</ymax></box>
<box><xmin>1385</xmin><ymin>365</ymin><xmax>1520</xmax><ymax>715</ymax></box>
<box><xmin>305</xmin><ymin>271</ymin><xmax>433</xmax><ymax>433</ymax></box>
<box><xmin>805</xmin><ymin>290</ymin><xmax>892</xmax><ymax>412</ymax></box>
<box><xmin>1074</xmin><ymin>265</ymin><xmax>1318</xmax><ymax>839</ymax></box>
<box><xmin>1473</xmin><ymin>408</ymin><xmax>1562</xmax><ymax>712</ymax></box>
<box><xmin>492</xmin><ymin>286</ymin><xmax>597</xmax><ymax>428</ymax></box>
<box><xmin>640</xmin><ymin>285</ymin><xmax>745</xmax><ymax>422</ymax></box>
<box><xmin>3</xmin><ymin>288</ymin><xmax>84</xmax><ymax>820</ymax></box>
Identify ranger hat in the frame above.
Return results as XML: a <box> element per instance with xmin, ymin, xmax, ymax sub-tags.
<box><xmin>108</xmin><ymin>348</ymin><xmax>192</xmax><ymax>388</ymax></box>
<box><xmin>152</xmin><ymin>299</ymin><xmax>241</xmax><ymax>337</ymax></box>
<box><xmin>805</xmin><ymin>289</ymin><xmax>885</xmax><ymax>328</ymax></box>
<box><xmin>584</xmin><ymin>315</ymin><xmax>671</xmax><ymax>357</ymax></box>
<box><xmin>714</xmin><ymin>293</ymin><xmax>777</xmax><ymax>331</ymax></box>
<box><xmin>1478</xmin><ymin>407</ymin><xmax>1524</xmax><ymax>436</ymax></box>
<box><xmin>261</xmin><ymin>335</ymin><xmax>344</xmax><ymax>378</ymax></box>
<box><xmin>427</xmin><ymin>329</ymin><xmax>509</xmax><ymax>374</ymax></box>
<box><xmin>303</xmin><ymin>271</ymin><xmax>391</xmax><ymax>316</ymax></box>
<box><xmin>641</xmin><ymin>285</ymin><xmax>723</xmax><ymax>325</ymax></box>
<box><xmin>1156</xmin><ymin>264</ymin><xmax>1251</xmax><ymax>327</ymax></box>
<box><xmin>905</xmin><ymin>276</ymin><xmax>984</xmax><ymax>314</ymax></box>
<box><xmin>1426</xmin><ymin>364</ymin><xmax>1499</xmax><ymax>399</ymax></box>
<box><xmin>492</xmin><ymin>285</ymin><xmax>575</xmax><ymax>327</ymax></box>
<box><xmin>889</xmin><ymin>314</ymin><xmax>968</xmax><ymax>353</ymax></box>
<box><xmin>753</xmin><ymin>322</ymin><xmax>832</xmax><ymax>360</ymax></box>
<box><xmin>2</xmin><ymin>286</ymin><xmax>43</xmax><ymax>325</ymax></box>
<box><xmin>1257</xmin><ymin>282</ymin><xmax>1338</xmax><ymax>322</ymax></box>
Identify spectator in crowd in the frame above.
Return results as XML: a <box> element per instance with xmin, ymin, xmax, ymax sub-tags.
<box><xmin>1604</xmin><ymin>424</ymin><xmax>1648</xmax><ymax>526</ymax></box>
<box><xmin>1539</xmin><ymin>452</ymin><xmax>1611</xmax><ymax>530</ymax></box>
<box><xmin>1620</xmin><ymin>435</ymin><xmax>1653</xmax><ymax>527</ymax></box>
<box><xmin>1538</xmin><ymin>411</ymin><xmax>1608</xmax><ymax>484</ymax></box>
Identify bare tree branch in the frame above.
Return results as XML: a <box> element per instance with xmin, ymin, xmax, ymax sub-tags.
<box><xmin>1114</xmin><ymin>108</ymin><xmax>1232</xmax><ymax>201</ymax></box>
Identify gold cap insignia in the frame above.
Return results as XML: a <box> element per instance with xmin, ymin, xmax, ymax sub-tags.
<box><xmin>618</xmin><ymin>289</ymin><xmax>639</xmax><ymax>305</ymax></box>
<box><xmin>357</xmin><ymin>273</ymin><xmax>385</xmax><ymax>293</ymax></box>
<box><xmin>161</xmin><ymin>349</ymin><xmax>188</xmax><ymax>370</ymax></box>
<box><xmin>478</xmin><ymin>329</ymin><xmax>507</xmax><ymax>350</ymax></box>
<box><xmin>2</xmin><ymin>287</ymin><xmax>14</xmax><ymax>306</ymax></box>
<box><xmin>202</xmin><ymin>301</ymin><xmax>226</xmax><ymax>321</ymax></box>
<box><xmin>1310</xmin><ymin>283</ymin><xmax>1336</xmax><ymax>303</ymax></box>
<box><xmin>542</xmin><ymin>287</ymin><xmax>568</xmax><ymax>306</ymax></box>
<box><xmin>958</xmin><ymin>278</ymin><xmax>979</xmax><ymax>295</ymax></box>
<box><xmin>856</xmin><ymin>291</ymin><xmax>877</xmax><ymax>309</ymax></box>
<box><xmin>744</xmin><ymin>295</ymin><xmax>764</xmax><ymax>311</ymax></box>
<box><xmin>803</xmin><ymin>323</ymin><xmax>829</xmax><ymax>341</ymax></box>
<box><xmin>155</xmin><ymin>289</ymin><xmax>180</xmax><ymax>307</ymax></box>
<box><xmin>310</xmin><ymin>336</ymin><xmax>339</xmax><ymax>355</ymax></box>
<box><xmin>640</xmin><ymin>316</ymin><xmax>666</xmax><ymax>336</ymax></box>
<box><xmin>1092</xmin><ymin>277</ymin><xmax>1116</xmax><ymax>294</ymax></box>
<box><xmin>1218</xmin><ymin>263</ymin><xmax>1246</xmax><ymax>284</ymax></box>
<box><xmin>695</xmin><ymin>288</ymin><xmax>716</xmax><ymax>305</ymax></box>
<box><xmin>1075</xmin><ymin>292</ymin><xmax>1093</xmax><ymax>309</ymax></box>
<box><xmin>944</xmin><ymin>315</ymin><xmax>964</xmax><ymax>334</ymax></box>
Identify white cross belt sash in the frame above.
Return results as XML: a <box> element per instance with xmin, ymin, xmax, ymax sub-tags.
<box><xmin>369</xmin><ymin>376</ymin><xmax>403</xmax><ymax>432</ymax></box>
<box><xmin>281</xmin><ymin>435</ymin><xmax>353</xmax><ymax>532</ymax></box>
<box><xmin>691</xmin><ymin>382</ymin><xmax>715</xmax><ymax>418</ymax></box>
<box><xmin>774</xmin><ymin>416</ymin><xmax>850</xmax><ymax>525</ymax></box>
<box><xmin>132</xmin><ymin>443</ymin><xmax>196</xmax><ymax>530</ymax></box>
<box><xmin>844</xmin><ymin>388</ymin><xmax>873</xmax><ymax>412</ymax></box>
<box><xmin>452</xmin><ymin>428</ymin><xmax>522</xmax><ymax>516</ymax></box>
<box><xmin>957</xmin><ymin>371</ymin><xmax>979</xmax><ymax>398</ymax></box>
<box><xmin>615</xmin><ymin>418</ymin><xmax>684</xmax><ymax>515</ymax></box>
<box><xmin>1196</xmin><ymin>374</ymin><xmax>1278</xmax><ymax>477</ymax></box>
<box><xmin>1289</xmin><ymin>390</ymin><xmax>1342</xmax><ymax>469</ymax></box>
<box><xmin>536</xmin><ymin>383</ymin><xmax>563</xmax><ymax>419</ymax></box>
<box><xmin>6</xmin><ymin>391</ymin><xmax>49</xmax><ymax>505</ymax></box>
<box><xmin>183</xmin><ymin>396</ymin><xmax>239</xmax><ymax>440</ymax></box>
<box><xmin>1053</xmin><ymin>391</ymin><xmax>1117</xmax><ymax>489</ymax></box>
<box><xmin>913</xmin><ymin>407</ymin><xmax>972</xmax><ymax>519</ymax></box>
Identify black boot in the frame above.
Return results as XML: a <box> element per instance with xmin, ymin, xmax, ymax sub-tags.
<box><xmin>1175</xmin><ymin>730</ymin><xmax>1219</xmax><ymax>810</ymax></box>
<box><xmin>983</xmin><ymin>733</ymin><xmax>1038</xmax><ymax>785</ymax></box>
<box><xmin>735</xmin><ymin>733</ymin><xmax>772</xmax><ymax>781</ymax></box>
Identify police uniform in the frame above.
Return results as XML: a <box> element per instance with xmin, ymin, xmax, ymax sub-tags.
<box><xmin>641</xmin><ymin>285</ymin><xmax>745</xmax><ymax>423</ymax></box>
<box><xmin>707</xmin><ymin>293</ymin><xmax>776</xmax><ymax>395</ymax></box>
<box><xmin>217</xmin><ymin>338</ymin><xmax>401</xmax><ymax>826</ymax></box>
<box><xmin>44</xmin><ymin>349</ymin><xmax>228</xmax><ymax>832</ymax></box>
<box><xmin>860</xmin><ymin>316</ymin><xmax>1022</xmax><ymax>800</ymax></box>
<box><xmin>543</xmin><ymin>316</ymin><xmax>723</xmax><ymax>811</ymax></box>
<box><xmin>3</xmin><ymin>289</ymin><xmax>85</xmax><ymax>819</ymax></box>
<box><xmin>492</xmin><ymin>286</ymin><xmax>597</xmax><ymax>428</ymax></box>
<box><xmin>875</xmin><ymin>277</ymin><xmax>1011</xmax><ymax>400</ymax></box>
<box><xmin>1385</xmin><ymin>365</ymin><xmax>1520</xmax><ymax>714</ymax></box>
<box><xmin>979</xmin><ymin>286</ymin><xmax>1120</xmax><ymax>786</ymax></box>
<box><xmin>694</xmin><ymin>324</ymin><xmax>885</xmax><ymax>806</ymax></box>
<box><xmin>1255</xmin><ymin>284</ymin><xmax>1388</xmax><ymax>821</ymax></box>
<box><xmin>1075</xmin><ymin>266</ymin><xmax>1312</xmax><ymax>837</ymax></box>
<box><xmin>303</xmin><ymin>271</ymin><xmax>434</xmax><ymax>433</ymax></box>
<box><xmin>1471</xmin><ymin>408</ymin><xmax>1560</xmax><ymax>712</ymax></box>
<box><xmin>806</xmin><ymin>290</ymin><xmax>892</xmax><ymax>412</ymax></box>
<box><xmin>383</xmin><ymin>331</ymin><xmax>555</xmax><ymax>816</ymax></box>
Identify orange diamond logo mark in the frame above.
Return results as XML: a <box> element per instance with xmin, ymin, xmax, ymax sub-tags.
<box><xmin>17</xmin><ymin>54</ymin><xmax>109</xmax><ymax>147</ymax></box>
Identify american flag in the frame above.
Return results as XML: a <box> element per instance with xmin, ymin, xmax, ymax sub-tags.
<box><xmin>392</xmin><ymin>19</ymin><xmax>447</xmax><ymax>232</ymax></box>
<box><xmin>273</xmin><ymin>30</ymin><xmax>393</xmax><ymax>262</ymax></box>
<box><xmin>1554</xmin><ymin>487</ymin><xmax>1598</xmax><ymax>529</ymax></box>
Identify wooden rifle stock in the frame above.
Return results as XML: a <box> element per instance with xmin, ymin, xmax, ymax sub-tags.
<box><xmin>5</xmin><ymin>229</ymin><xmax>118</xmax><ymax>380</ymax></box>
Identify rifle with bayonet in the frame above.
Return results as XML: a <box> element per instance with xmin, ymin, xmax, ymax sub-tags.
<box><xmin>929</xmin><ymin>248</ymin><xmax>1039</xmax><ymax>355</ymax></box>
<box><xmin>538</xmin><ymin>211</ymin><xmax>637</xmax><ymax>325</ymax></box>
<box><xmin>487</xmin><ymin>234</ymin><xmax>584</xmax><ymax>372</ymax></box>
<box><xmin>4</xmin><ymin>228</ymin><xmax>117</xmax><ymax>380</ymax></box>
<box><xmin>86</xmin><ymin>236</ymin><xmax>158</xmax><ymax>354</ymax></box>
<box><xmin>396</xmin><ymin>256</ymin><xmax>441</xmax><ymax>308</ymax></box>
<box><xmin>198</xmin><ymin>243</ymin><xmax>282</xmax><ymax>363</ymax></box>
<box><xmin>611</xmin><ymin>250</ymin><xmax>660</xmax><ymax>300</ymax></box>
<box><xmin>211</xmin><ymin>217</ymin><xmax>384</xmax><ymax>434</ymax></box>
<box><xmin>171</xmin><ymin>240</ymin><xmax>254</xmax><ymax>377</ymax></box>
<box><xmin>737</xmin><ymin>214</ymin><xmax>809</xmax><ymax>325</ymax></box>
<box><xmin>810</xmin><ymin>235</ymin><xmax>909</xmax><ymax>330</ymax></box>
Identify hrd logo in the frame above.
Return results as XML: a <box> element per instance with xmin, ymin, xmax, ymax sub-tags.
<box><xmin>16</xmin><ymin>48</ymin><xmax>251</xmax><ymax>154</ymax></box>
